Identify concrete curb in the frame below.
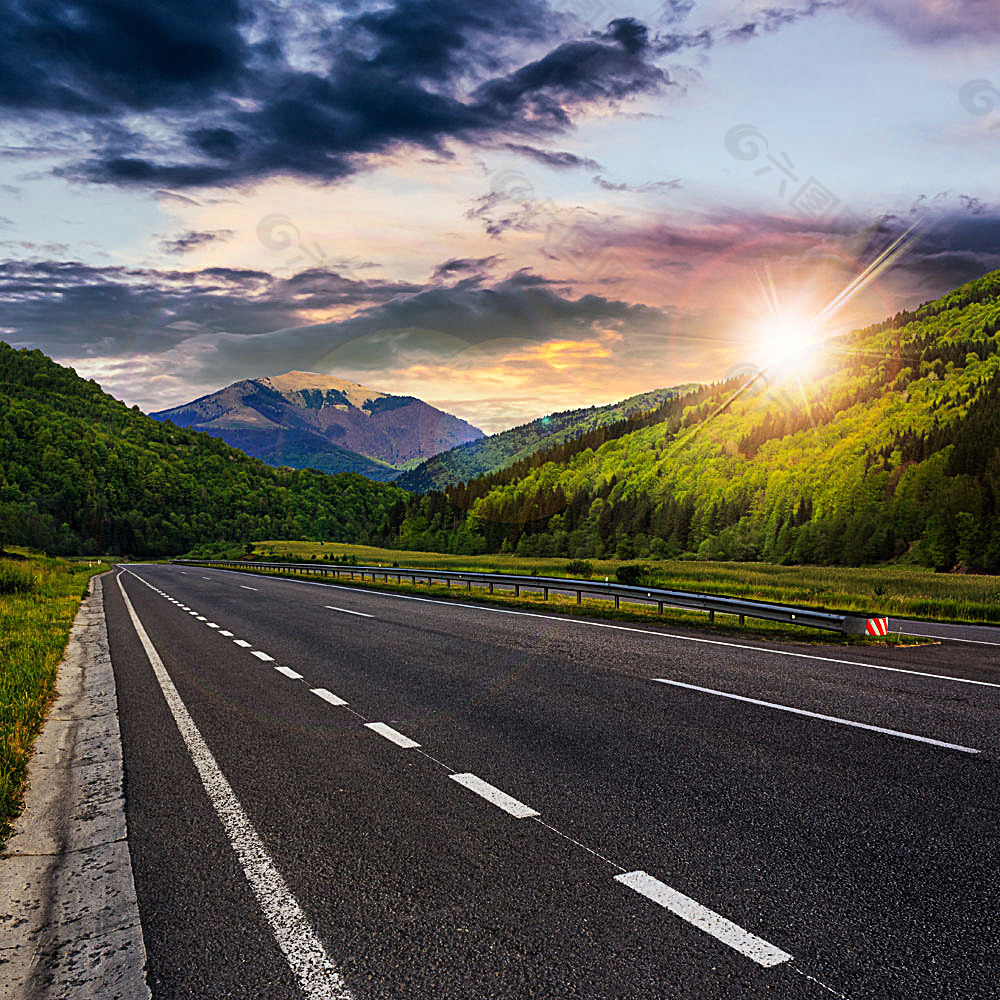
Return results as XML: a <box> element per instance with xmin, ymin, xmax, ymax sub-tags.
<box><xmin>0</xmin><ymin>573</ymin><xmax>151</xmax><ymax>999</ymax></box>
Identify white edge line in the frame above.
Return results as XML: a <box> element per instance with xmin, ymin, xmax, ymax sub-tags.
<box><xmin>200</xmin><ymin>569</ymin><xmax>1000</xmax><ymax>691</ymax></box>
<box><xmin>615</xmin><ymin>871</ymin><xmax>792</xmax><ymax>968</ymax></box>
<box><xmin>364</xmin><ymin>722</ymin><xmax>420</xmax><ymax>748</ymax></box>
<box><xmin>116</xmin><ymin>571</ymin><xmax>354</xmax><ymax>999</ymax></box>
<box><xmin>449</xmin><ymin>772</ymin><xmax>539</xmax><ymax>819</ymax></box>
<box><xmin>652</xmin><ymin>679</ymin><xmax>981</xmax><ymax>754</ymax></box>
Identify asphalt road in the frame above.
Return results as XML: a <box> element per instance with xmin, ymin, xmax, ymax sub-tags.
<box><xmin>104</xmin><ymin>564</ymin><xmax>1000</xmax><ymax>999</ymax></box>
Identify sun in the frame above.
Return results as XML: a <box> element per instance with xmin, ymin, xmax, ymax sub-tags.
<box><xmin>754</xmin><ymin>313</ymin><xmax>818</xmax><ymax>373</ymax></box>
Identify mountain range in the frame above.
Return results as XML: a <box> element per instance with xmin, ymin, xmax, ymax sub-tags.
<box><xmin>151</xmin><ymin>371</ymin><xmax>483</xmax><ymax>480</ymax></box>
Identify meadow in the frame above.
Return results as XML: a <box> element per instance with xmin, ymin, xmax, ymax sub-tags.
<box><xmin>0</xmin><ymin>551</ymin><xmax>108</xmax><ymax>843</ymax></box>
<box><xmin>251</xmin><ymin>539</ymin><xmax>1000</xmax><ymax>625</ymax></box>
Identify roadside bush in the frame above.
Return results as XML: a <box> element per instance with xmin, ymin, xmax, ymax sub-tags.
<box><xmin>565</xmin><ymin>559</ymin><xmax>593</xmax><ymax>577</ymax></box>
<box><xmin>615</xmin><ymin>563</ymin><xmax>647</xmax><ymax>586</ymax></box>
<box><xmin>0</xmin><ymin>562</ymin><xmax>38</xmax><ymax>595</ymax></box>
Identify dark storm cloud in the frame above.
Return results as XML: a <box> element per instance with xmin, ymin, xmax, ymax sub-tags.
<box><xmin>0</xmin><ymin>0</ymin><xmax>674</xmax><ymax>190</ymax></box>
<box><xmin>158</xmin><ymin>229</ymin><xmax>235</xmax><ymax>255</ymax></box>
<box><xmin>182</xmin><ymin>268</ymin><xmax>676</xmax><ymax>384</ymax></box>
<box><xmin>0</xmin><ymin>259</ymin><xmax>422</xmax><ymax>356</ymax></box>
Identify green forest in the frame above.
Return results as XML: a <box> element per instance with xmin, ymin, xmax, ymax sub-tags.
<box><xmin>396</xmin><ymin>385</ymin><xmax>692</xmax><ymax>492</ymax></box>
<box><xmin>5</xmin><ymin>269</ymin><xmax>1000</xmax><ymax>571</ymax></box>
<box><xmin>388</xmin><ymin>270</ymin><xmax>1000</xmax><ymax>573</ymax></box>
<box><xmin>0</xmin><ymin>344</ymin><xmax>407</xmax><ymax>556</ymax></box>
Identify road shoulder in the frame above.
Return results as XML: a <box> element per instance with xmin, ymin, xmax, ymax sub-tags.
<box><xmin>0</xmin><ymin>572</ymin><xmax>151</xmax><ymax>999</ymax></box>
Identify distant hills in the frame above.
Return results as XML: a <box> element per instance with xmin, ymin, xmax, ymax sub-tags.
<box><xmin>151</xmin><ymin>371</ymin><xmax>483</xmax><ymax>480</ymax></box>
<box><xmin>0</xmin><ymin>347</ymin><xmax>406</xmax><ymax>556</ymax></box>
<box><xmin>390</xmin><ymin>270</ymin><xmax>1000</xmax><ymax>573</ymax></box>
<box><xmin>397</xmin><ymin>386</ymin><xmax>697</xmax><ymax>492</ymax></box>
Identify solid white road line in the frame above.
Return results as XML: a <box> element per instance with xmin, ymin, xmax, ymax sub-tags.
<box><xmin>324</xmin><ymin>606</ymin><xmax>374</xmax><ymax>618</ymax></box>
<box><xmin>311</xmin><ymin>688</ymin><xmax>348</xmax><ymax>706</ymax></box>
<box><xmin>449</xmin><ymin>773</ymin><xmax>539</xmax><ymax>819</ymax></box>
<box><xmin>899</xmin><ymin>630</ymin><xmax>1000</xmax><ymax>648</ymax></box>
<box><xmin>116</xmin><ymin>573</ymin><xmax>354</xmax><ymax>1000</ymax></box>
<box><xmin>233</xmin><ymin>639</ymin><xmax>252</xmax><ymax>648</ymax></box>
<box><xmin>216</xmin><ymin>571</ymin><xmax>1000</xmax><ymax>690</ymax></box>
<box><xmin>653</xmin><ymin>679</ymin><xmax>981</xmax><ymax>754</ymax></box>
<box><xmin>365</xmin><ymin>722</ymin><xmax>420</xmax><ymax>748</ymax></box>
<box><xmin>614</xmin><ymin>871</ymin><xmax>792</xmax><ymax>968</ymax></box>
<box><xmin>240</xmin><ymin>585</ymin><xmax>259</xmax><ymax>591</ymax></box>
<box><xmin>251</xmin><ymin>650</ymin><xmax>275</xmax><ymax>662</ymax></box>
<box><xmin>276</xmin><ymin>666</ymin><xmax>303</xmax><ymax>680</ymax></box>
<box><xmin>219</xmin><ymin>630</ymin><xmax>234</xmax><ymax>637</ymax></box>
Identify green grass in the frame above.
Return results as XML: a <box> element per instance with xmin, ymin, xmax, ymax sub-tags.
<box><xmin>216</xmin><ymin>552</ymin><xmax>928</xmax><ymax>646</ymax></box>
<box><xmin>0</xmin><ymin>551</ymin><xmax>109</xmax><ymax>845</ymax></box>
<box><xmin>251</xmin><ymin>540</ymin><xmax>1000</xmax><ymax>625</ymax></box>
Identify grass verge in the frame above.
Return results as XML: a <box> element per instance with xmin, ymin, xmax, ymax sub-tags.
<box><xmin>0</xmin><ymin>551</ymin><xmax>109</xmax><ymax>845</ymax></box>
<box><xmin>196</xmin><ymin>561</ymin><xmax>927</xmax><ymax>647</ymax></box>
<box><xmin>250</xmin><ymin>540</ymin><xmax>1000</xmax><ymax>625</ymax></box>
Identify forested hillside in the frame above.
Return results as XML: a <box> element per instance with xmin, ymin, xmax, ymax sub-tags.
<box><xmin>0</xmin><ymin>345</ymin><xmax>406</xmax><ymax>556</ymax></box>
<box><xmin>388</xmin><ymin>270</ymin><xmax>1000</xmax><ymax>573</ymax></box>
<box><xmin>396</xmin><ymin>386</ymin><xmax>694</xmax><ymax>492</ymax></box>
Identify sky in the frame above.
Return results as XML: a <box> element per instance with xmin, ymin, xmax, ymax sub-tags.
<box><xmin>1</xmin><ymin>0</ymin><xmax>998</xmax><ymax>432</ymax></box>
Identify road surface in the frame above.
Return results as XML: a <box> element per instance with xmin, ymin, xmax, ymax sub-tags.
<box><xmin>104</xmin><ymin>563</ymin><xmax>1000</xmax><ymax>999</ymax></box>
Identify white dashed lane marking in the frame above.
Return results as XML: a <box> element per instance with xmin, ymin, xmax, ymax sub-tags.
<box><xmin>241</xmin><ymin>585</ymin><xmax>259</xmax><ymax>591</ymax></box>
<box><xmin>365</xmin><ymin>722</ymin><xmax>420</xmax><ymax>748</ymax></box>
<box><xmin>614</xmin><ymin>871</ymin><xmax>792</xmax><ymax>968</ymax></box>
<box><xmin>449</xmin><ymin>773</ymin><xmax>539</xmax><ymax>819</ymax></box>
<box><xmin>275</xmin><ymin>666</ymin><xmax>304</xmax><ymax>680</ymax></box>
<box><xmin>251</xmin><ymin>650</ymin><xmax>275</xmax><ymax>662</ymax></box>
<box><xmin>219</xmin><ymin>630</ymin><xmax>234</xmax><ymax>637</ymax></box>
<box><xmin>324</xmin><ymin>605</ymin><xmax>374</xmax><ymax>619</ymax></box>
<box><xmin>233</xmin><ymin>639</ymin><xmax>252</xmax><ymax>648</ymax></box>
<box><xmin>652</xmin><ymin>679</ymin><xmax>981</xmax><ymax>755</ymax></box>
<box><xmin>311</xmin><ymin>688</ymin><xmax>348</xmax><ymax>706</ymax></box>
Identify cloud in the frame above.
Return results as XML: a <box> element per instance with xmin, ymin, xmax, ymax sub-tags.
<box><xmin>0</xmin><ymin>0</ymin><xmax>675</xmax><ymax>192</ymax></box>
<box><xmin>503</xmin><ymin>143</ymin><xmax>602</xmax><ymax>170</ymax></box>
<box><xmin>858</xmin><ymin>0</ymin><xmax>1000</xmax><ymax>43</ymax></box>
<box><xmin>593</xmin><ymin>175</ymin><xmax>683</xmax><ymax>193</ymax></box>
<box><xmin>431</xmin><ymin>255</ymin><xmax>504</xmax><ymax>280</ymax></box>
<box><xmin>158</xmin><ymin>229</ymin><xmax>234</xmax><ymax>255</ymax></box>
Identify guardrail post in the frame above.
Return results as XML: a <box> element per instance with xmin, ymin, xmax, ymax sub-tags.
<box><xmin>658</xmin><ymin>601</ymin><xmax>663</xmax><ymax>614</ymax></box>
<box><xmin>577</xmin><ymin>591</ymin><xmax>581</xmax><ymax>604</ymax></box>
<box><xmin>515</xmin><ymin>584</ymin><xmax>520</xmax><ymax>597</ymax></box>
<box><xmin>543</xmin><ymin>587</ymin><xmax>548</xmax><ymax>600</ymax></box>
<box><xmin>614</xmin><ymin>595</ymin><xmax>620</xmax><ymax>609</ymax></box>
<box><xmin>709</xmin><ymin>610</ymin><xmax>715</xmax><ymax>623</ymax></box>
<box><xmin>739</xmin><ymin>614</ymin><xmax>745</xmax><ymax>625</ymax></box>
<box><xmin>489</xmin><ymin>582</ymin><xmax>494</xmax><ymax>594</ymax></box>
<box><xmin>467</xmin><ymin>580</ymin><xmax>471</xmax><ymax>591</ymax></box>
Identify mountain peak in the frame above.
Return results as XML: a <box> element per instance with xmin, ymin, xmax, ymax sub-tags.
<box><xmin>257</xmin><ymin>370</ymin><xmax>388</xmax><ymax>409</ymax></box>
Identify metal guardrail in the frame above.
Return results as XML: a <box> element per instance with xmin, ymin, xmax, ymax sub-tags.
<box><xmin>177</xmin><ymin>559</ymin><xmax>889</xmax><ymax>636</ymax></box>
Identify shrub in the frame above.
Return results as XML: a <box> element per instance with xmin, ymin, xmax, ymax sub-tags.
<box><xmin>565</xmin><ymin>559</ymin><xmax>593</xmax><ymax>578</ymax></box>
<box><xmin>615</xmin><ymin>563</ymin><xmax>647</xmax><ymax>586</ymax></box>
<box><xmin>0</xmin><ymin>562</ymin><xmax>38</xmax><ymax>595</ymax></box>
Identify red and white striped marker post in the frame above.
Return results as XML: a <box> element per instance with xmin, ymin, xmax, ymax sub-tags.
<box><xmin>865</xmin><ymin>616</ymin><xmax>889</xmax><ymax>636</ymax></box>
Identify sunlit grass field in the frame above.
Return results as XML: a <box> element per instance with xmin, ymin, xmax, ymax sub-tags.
<box><xmin>251</xmin><ymin>539</ymin><xmax>1000</xmax><ymax>624</ymax></box>
<box><xmin>0</xmin><ymin>550</ymin><xmax>108</xmax><ymax>844</ymax></box>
